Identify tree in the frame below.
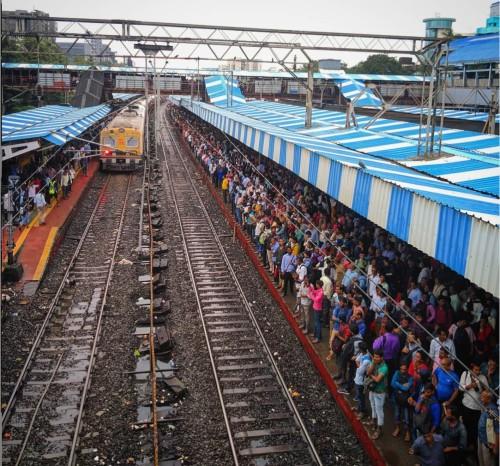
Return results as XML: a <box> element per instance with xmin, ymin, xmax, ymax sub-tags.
<box><xmin>1</xmin><ymin>37</ymin><xmax>66</xmax><ymax>64</ymax></box>
<box><xmin>346</xmin><ymin>54</ymin><xmax>412</xmax><ymax>75</ymax></box>
<box><xmin>1</xmin><ymin>37</ymin><xmax>99</xmax><ymax>66</ymax></box>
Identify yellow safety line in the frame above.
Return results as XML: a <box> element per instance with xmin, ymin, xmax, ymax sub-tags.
<box><xmin>32</xmin><ymin>227</ymin><xmax>58</xmax><ymax>281</ymax></box>
<box><xmin>5</xmin><ymin>167</ymin><xmax>91</xmax><ymax>265</ymax></box>
<box><xmin>10</xmin><ymin>200</ymin><xmax>58</xmax><ymax>257</ymax></box>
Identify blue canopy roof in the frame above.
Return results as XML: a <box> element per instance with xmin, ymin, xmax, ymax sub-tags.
<box><xmin>334</xmin><ymin>77</ymin><xmax>383</xmax><ymax>108</ymax></box>
<box><xmin>391</xmin><ymin>105</ymin><xmax>500</xmax><ymax>123</ymax></box>
<box><xmin>112</xmin><ymin>93</ymin><xmax>141</xmax><ymax>101</ymax></box>
<box><xmin>204</xmin><ymin>75</ymin><xmax>246</xmax><ymax>107</ymax></box>
<box><xmin>226</xmin><ymin>100</ymin><xmax>499</xmax><ymax>197</ymax></box>
<box><xmin>2</xmin><ymin>104</ymin><xmax>111</xmax><ymax>145</ymax></box>
<box><xmin>443</xmin><ymin>33</ymin><xmax>500</xmax><ymax>65</ymax></box>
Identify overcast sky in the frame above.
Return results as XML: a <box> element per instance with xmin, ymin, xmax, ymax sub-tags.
<box><xmin>3</xmin><ymin>0</ymin><xmax>493</xmax><ymax>67</ymax></box>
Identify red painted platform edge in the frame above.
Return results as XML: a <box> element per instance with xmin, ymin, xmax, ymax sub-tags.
<box><xmin>184</xmin><ymin>145</ymin><xmax>387</xmax><ymax>466</ymax></box>
<box><xmin>31</xmin><ymin>162</ymin><xmax>100</xmax><ymax>284</ymax></box>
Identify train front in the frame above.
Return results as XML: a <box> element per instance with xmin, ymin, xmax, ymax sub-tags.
<box><xmin>100</xmin><ymin>102</ymin><xmax>146</xmax><ymax>171</ymax></box>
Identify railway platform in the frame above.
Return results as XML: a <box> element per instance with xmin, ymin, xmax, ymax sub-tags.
<box><xmin>2</xmin><ymin>160</ymin><xmax>99</xmax><ymax>294</ymax></box>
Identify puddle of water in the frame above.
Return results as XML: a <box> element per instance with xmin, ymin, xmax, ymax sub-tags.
<box><xmin>134</xmin><ymin>356</ymin><xmax>176</xmax><ymax>381</ymax></box>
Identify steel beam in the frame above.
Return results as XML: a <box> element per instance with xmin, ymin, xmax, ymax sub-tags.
<box><xmin>2</xmin><ymin>15</ymin><xmax>429</xmax><ymax>56</ymax></box>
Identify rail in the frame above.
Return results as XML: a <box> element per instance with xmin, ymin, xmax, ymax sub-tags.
<box><xmin>158</xmin><ymin>107</ymin><xmax>323</xmax><ymax>465</ymax></box>
<box><xmin>1</xmin><ymin>173</ymin><xmax>133</xmax><ymax>466</ymax></box>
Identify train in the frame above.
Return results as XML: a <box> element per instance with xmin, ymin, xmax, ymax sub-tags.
<box><xmin>99</xmin><ymin>98</ymin><xmax>147</xmax><ymax>171</ymax></box>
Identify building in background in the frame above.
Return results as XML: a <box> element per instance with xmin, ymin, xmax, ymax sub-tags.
<box><xmin>57</xmin><ymin>38</ymin><xmax>117</xmax><ymax>64</ymax></box>
<box><xmin>398</xmin><ymin>57</ymin><xmax>417</xmax><ymax>73</ymax></box>
<box><xmin>219</xmin><ymin>59</ymin><xmax>261</xmax><ymax>72</ymax></box>
<box><xmin>477</xmin><ymin>0</ymin><xmax>500</xmax><ymax>34</ymax></box>
<box><xmin>2</xmin><ymin>9</ymin><xmax>56</xmax><ymax>34</ymax></box>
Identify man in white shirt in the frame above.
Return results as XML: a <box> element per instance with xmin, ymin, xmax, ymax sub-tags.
<box><xmin>368</xmin><ymin>268</ymin><xmax>381</xmax><ymax>299</ymax></box>
<box><xmin>370</xmin><ymin>287</ymin><xmax>388</xmax><ymax>320</ymax></box>
<box><xmin>34</xmin><ymin>191</ymin><xmax>47</xmax><ymax>225</ymax></box>
<box><xmin>429</xmin><ymin>328</ymin><xmax>456</xmax><ymax>362</ymax></box>
<box><xmin>321</xmin><ymin>268</ymin><xmax>333</xmax><ymax>300</ymax></box>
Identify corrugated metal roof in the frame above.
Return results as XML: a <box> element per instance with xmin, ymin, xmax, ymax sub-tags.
<box><xmin>391</xmin><ymin>105</ymin><xmax>500</xmax><ymax>123</ymax></box>
<box><xmin>2</xmin><ymin>104</ymin><xmax>111</xmax><ymax>145</ymax></box>
<box><xmin>334</xmin><ymin>78</ymin><xmax>383</xmax><ymax>108</ymax></box>
<box><xmin>112</xmin><ymin>93</ymin><xmax>141</xmax><ymax>101</ymax></box>
<box><xmin>443</xmin><ymin>33</ymin><xmax>500</xmax><ymax>64</ymax></box>
<box><xmin>204</xmin><ymin>75</ymin><xmax>246</xmax><ymax>107</ymax></box>
<box><xmin>228</xmin><ymin>101</ymin><xmax>499</xmax><ymax>196</ymax></box>
<box><xmin>170</xmin><ymin>95</ymin><xmax>499</xmax><ymax>294</ymax></box>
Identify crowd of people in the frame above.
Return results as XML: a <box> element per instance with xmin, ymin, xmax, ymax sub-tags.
<box><xmin>2</xmin><ymin>142</ymin><xmax>91</xmax><ymax>229</ymax></box>
<box><xmin>170</xmin><ymin>104</ymin><xmax>499</xmax><ymax>466</ymax></box>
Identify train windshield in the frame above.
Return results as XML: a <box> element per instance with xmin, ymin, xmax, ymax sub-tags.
<box><xmin>126</xmin><ymin>137</ymin><xmax>138</xmax><ymax>147</ymax></box>
<box><xmin>103</xmin><ymin>136</ymin><xmax>116</xmax><ymax>147</ymax></box>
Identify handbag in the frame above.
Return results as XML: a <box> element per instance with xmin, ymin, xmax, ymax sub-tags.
<box><xmin>364</xmin><ymin>376</ymin><xmax>376</xmax><ymax>392</ymax></box>
<box><xmin>364</xmin><ymin>364</ymin><xmax>378</xmax><ymax>391</ymax></box>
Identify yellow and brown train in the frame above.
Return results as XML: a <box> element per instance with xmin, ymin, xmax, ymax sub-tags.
<box><xmin>99</xmin><ymin>98</ymin><xmax>147</xmax><ymax>171</ymax></box>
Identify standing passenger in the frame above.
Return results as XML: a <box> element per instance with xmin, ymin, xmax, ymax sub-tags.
<box><xmin>366</xmin><ymin>349</ymin><xmax>389</xmax><ymax>439</ymax></box>
<box><xmin>308</xmin><ymin>280</ymin><xmax>324</xmax><ymax>343</ymax></box>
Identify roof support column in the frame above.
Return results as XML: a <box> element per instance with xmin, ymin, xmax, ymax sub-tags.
<box><xmin>305</xmin><ymin>61</ymin><xmax>313</xmax><ymax>129</ymax></box>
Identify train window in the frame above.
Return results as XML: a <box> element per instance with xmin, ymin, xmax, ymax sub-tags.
<box><xmin>103</xmin><ymin>136</ymin><xmax>115</xmax><ymax>147</ymax></box>
<box><xmin>126</xmin><ymin>137</ymin><xmax>138</xmax><ymax>147</ymax></box>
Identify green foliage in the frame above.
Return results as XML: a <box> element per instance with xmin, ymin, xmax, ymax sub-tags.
<box><xmin>2</xmin><ymin>37</ymin><xmax>66</xmax><ymax>64</ymax></box>
<box><xmin>346</xmin><ymin>54</ymin><xmax>413</xmax><ymax>75</ymax></box>
<box><xmin>1</xmin><ymin>37</ymin><xmax>98</xmax><ymax>66</ymax></box>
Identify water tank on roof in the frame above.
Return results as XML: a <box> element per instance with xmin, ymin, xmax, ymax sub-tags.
<box><xmin>423</xmin><ymin>16</ymin><xmax>455</xmax><ymax>39</ymax></box>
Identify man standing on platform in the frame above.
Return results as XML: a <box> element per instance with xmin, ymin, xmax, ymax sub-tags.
<box><xmin>34</xmin><ymin>190</ymin><xmax>47</xmax><ymax>226</ymax></box>
<box><xmin>477</xmin><ymin>390</ymin><xmax>499</xmax><ymax>466</ymax></box>
<box><xmin>280</xmin><ymin>246</ymin><xmax>297</xmax><ymax>297</ymax></box>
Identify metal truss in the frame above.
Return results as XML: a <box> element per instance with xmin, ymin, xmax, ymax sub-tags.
<box><xmin>3</xmin><ymin>15</ymin><xmax>430</xmax><ymax>64</ymax></box>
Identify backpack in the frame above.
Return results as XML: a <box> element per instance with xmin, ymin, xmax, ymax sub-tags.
<box><xmin>341</xmin><ymin>335</ymin><xmax>363</xmax><ymax>361</ymax></box>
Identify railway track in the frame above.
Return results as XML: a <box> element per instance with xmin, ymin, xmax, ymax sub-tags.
<box><xmin>1</xmin><ymin>174</ymin><xmax>132</xmax><ymax>465</ymax></box>
<box><xmin>158</xmin><ymin>107</ymin><xmax>323</xmax><ymax>466</ymax></box>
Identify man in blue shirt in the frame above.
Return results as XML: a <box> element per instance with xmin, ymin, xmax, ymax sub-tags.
<box><xmin>432</xmin><ymin>358</ymin><xmax>459</xmax><ymax>406</ymax></box>
<box><xmin>408</xmin><ymin>280</ymin><xmax>422</xmax><ymax>309</ymax></box>
<box><xmin>341</xmin><ymin>264</ymin><xmax>358</xmax><ymax>291</ymax></box>
<box><xmin>477</xmin><ymin>390</ymin><xmax>499</xmax><ymax>466</ymax></box>
<box><xmin>280</xmin><ymin>246</ymin><xmax>297</xmax><ymax>297</ymax></box>
<box><xmin>410</xmin><ymin>430</ymin><xmax>445</xmax><ymax>466</ymax></box>
<box><xmin>409</xmin><ymin>384</ymin><xmax>441</xmax><ymax>436</ymax></box>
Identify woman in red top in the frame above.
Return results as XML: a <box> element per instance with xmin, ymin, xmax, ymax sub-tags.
<box><xmin>307</xmin><ymin>280</ymin><xmax>324</xmax><ymax>344</ymax></box>
<box><xmin>408</xmin><ymin>350</ymin><xmax>430</xmax><ymax>395</ymax></box>
<box><xmin>475</xmin><ymin>316</ymin><xmax>494</xmax><ymax>354</ymax></box>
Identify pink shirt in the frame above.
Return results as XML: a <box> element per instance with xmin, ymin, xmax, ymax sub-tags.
<box><xmin>307</xmin><ymin>287</ymin><xmax>324</xmax><ymax>311</ymax></box>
